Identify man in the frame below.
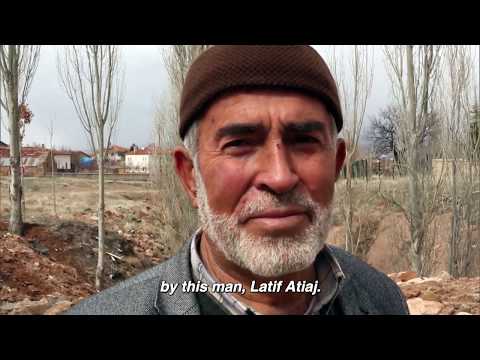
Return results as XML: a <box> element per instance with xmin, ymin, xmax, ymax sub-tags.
<box><xmin>67</xmin><ymin>45</ymin><xmax>409</xmax><ymax>315</ymax></box>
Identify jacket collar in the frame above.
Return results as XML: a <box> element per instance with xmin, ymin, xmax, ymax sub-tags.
<box><xmin>153</xmin><ymin>238</ymin><xmax>372</xmax><ymax>315</ymax></box>
<box><xmin>153</xmin><ymin>238</ymin><xmax>201</xmax><ymax>315</ymax></box>
<box><xmin>326</xmin><ymin>246</ymin><xmax>374</xmax><ymax>315</ymax></box>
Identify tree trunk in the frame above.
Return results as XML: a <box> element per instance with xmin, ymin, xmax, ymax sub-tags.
<box><xmin>406</xmin><ymin>45</ymin><xmax>424</xmax><ymax>274</ymax></box>
<box><xmin>463</xmin><ymin>160</ymin><xmax>474</xmax><ymax>276</ymax></box>
<box><xmin>344</xmin><ymin>152</ymin><xmax>354</xmax><ymax>253</ymax></box>
<box><xmin>6</xmin><ymin>51</ymin><xmax>23</xmax><ymax>235</ymax></box>
<box><xmin>95</xmin><ymin>130</ymin><xmax>105</xmax><ymax>291</ymax></box>
<box><xmin>449</xmin><ymin>160</ymin><xmax>459</xmax><ymax>277</ymax></box>
<box><xmin>0</xmin><ymin>70</ymin><xmax>2</xmax><ymax>221</ymax></box>
<box><xmin>51</xmin><ymin>150</ymin><xmax>57</xmax><ymax>217</ymax></box>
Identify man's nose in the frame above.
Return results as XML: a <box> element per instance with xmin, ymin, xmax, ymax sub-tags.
<box><xmin>254</xmin><ymin>142</ymin><xmax>299</xmax><ymax>195</ymax></box>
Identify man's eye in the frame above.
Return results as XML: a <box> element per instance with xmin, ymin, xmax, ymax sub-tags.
<box><xmin>223</xmin><ymin>139</ymin><xmax>250</xmax><ymax>149</ymax></box>
<box><xmin>293</xmin><ymin>135</ymin><xmax>319</xmax><ymax>144</ymax></box>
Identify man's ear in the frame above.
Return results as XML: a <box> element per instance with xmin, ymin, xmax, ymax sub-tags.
<box><xmin>173</xmin><ymin>146</ymin><xmax>198</xmax><ymax>208</ymax></box>
<box><xmin>334</xmin><ymin>138</ymin><xmax>346</xmax><ymax>180</ymax></box>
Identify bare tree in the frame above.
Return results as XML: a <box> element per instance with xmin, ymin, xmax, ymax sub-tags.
<box><xmin>367</xmin><ymin>104</ymin><xmax>440</xmax><ymax>161</ymax></box>
<box><xmin>152</xmin><ymin>45</ymin><xmax>210</xmax><ymax>251</ymax></box>
<box><xmin>329</xmin><ymin>45</ymin><xmax>374</xmax><ymax>255</ymax></box>
<box><xmin>470</xmin><ymin>105</ymin><xmax>480</xmax><ymax>159</ymax></box>
<box><xmin>0</xmin><ymin>45</ymin><xmax>40</xmax><ymax>235</ymax></box>
<box><xmin>367</xmin><ymin>105</ymin><xmax>401</xmax><ymax>159</ymax></box>
<box><xmin>160</xmin><ymin>45</ymin><xmax>210</xmax><ymax>145</ymax></box>
<box><xmin>384</xmin><ymin>45</ymin><xmax>444</xmax><ymax>275</ymax></box>
<box><xmin>48</xmin><ymin>118</ymin><xmax>57</xmax><ymax>218</ymax></box>
<box><xmin>58</xmin><ymin>46</ymin><xmax>124</xmax><ymax>290</ymax></box>
<box><xmin>440</xmin><ymin>45</ymin><xmax>479</xmax><ymax>277</ymax></box>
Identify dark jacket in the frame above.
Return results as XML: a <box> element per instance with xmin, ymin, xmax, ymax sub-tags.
<box><xmin>66</xmin><ymin>241</ymin><xmax>409</xmax><ymax>315</ymax></box>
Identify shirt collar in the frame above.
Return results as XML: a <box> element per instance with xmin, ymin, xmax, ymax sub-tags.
<box><xmin>190</xmin><ymin>229</ymin><xmax>255</xmax><ymax>314</ymax></box>
<box><xmin>189</xmin><ymin>229</ymin><xmax>345</xmax><ymax>315</ymax></box>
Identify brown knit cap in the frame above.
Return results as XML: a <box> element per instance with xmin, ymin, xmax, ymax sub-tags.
<box><xmin>179</xmin><ymin>45</ymin><xmax>343</xmax><ymax>139</ymax></box>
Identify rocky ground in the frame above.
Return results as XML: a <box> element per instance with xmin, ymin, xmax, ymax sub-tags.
<box><xmin>0</xmin><ymin>177</ymin><xmax>478</xmax><ymax>315</ymax></box>
<box><xmin>1</xmin><ymin>219</ymin><xmax>478</xmax><ymax>315</ymax></box>
<box><xmin>0</xmin><ymin>204</ymin><xmax>172</xmax><ymax>315</ymax></box>
<box><xmin>0</xmin><ymin>177</ymin><xmax>182</xmax><ymax>315</ymax></box>
<box><xmin>389</xmin><ymin>271</ymin><xmax>480</xmax><ymax>315</ymax></box>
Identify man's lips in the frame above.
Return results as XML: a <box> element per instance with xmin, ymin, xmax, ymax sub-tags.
<box><xmin>241</xmin><ymin>207</ymin><xmax>311</xmax><ymax>224</ymax></box>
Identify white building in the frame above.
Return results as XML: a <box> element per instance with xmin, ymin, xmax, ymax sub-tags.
<box><xmin>125</xmin><ymin>147</ymin><xmax>153</xmax><ymax>174</ymax></box>
<box><xmin>54</xmin><ymin>153</ymin><xmax>72</xmax><ymax>171</ymax></box>
<box><xmin>106</xmin><ymin>145</ymin><xmax>129</xmax><ymax>163</ymax></box>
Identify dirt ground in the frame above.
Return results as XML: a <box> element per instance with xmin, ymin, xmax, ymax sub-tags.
<box><xmin>0</xmin><ymin>176</ymin><xmax>175</xmax><ymax>314</ymax></box>
<box><xmin>0</xmin><ymin>176</ymin><xmax>479</xmax><ymax>315</ymax></box>
<box><xmin>329</xmin><ymin>177</ymin><xmax>480</xmax><ymax>275</ymax></box>
<box><xmin>389</xmin><ymin>271</ymin><xmax>480</xmax><ymax>314</ymax></box>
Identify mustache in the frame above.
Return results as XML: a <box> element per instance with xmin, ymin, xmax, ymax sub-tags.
<box><xmin>236</xmin><ymin>190</ymin><xmax>316</xmax><ymax>223</ymax></box>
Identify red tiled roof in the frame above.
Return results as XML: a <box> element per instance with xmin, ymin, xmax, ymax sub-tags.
<box><xmin>0</xmin><ymin>147</ymin><xmax>90</xmax><ymax>158</ymax></box>
<box><xmin>0</xmin><ymin>147</ymin><xmax>49</xmax><ymax>158</ymax></box>
<box><xmin>108</xmin><ymin>145</ymin><xmax>129</xmax><ymax>153</ymax></box>
<box><xmin>50</xmin><ymin>150</ymin><xmax>91</xmax><ymax>157</ymax></box>
<box><xmin>76</xmin><ymin>151</ymin><xmax>91</xmax><ymax>158</ymax></box>
<box><xmin>53</xmin><ymin>151</ymin><xmax>73</xmax><ymax>156</ymax></box>
<box><xmin>127</xmin><ymin>148</ymin><xmax>153</xmax><ymax>155</ymax></box>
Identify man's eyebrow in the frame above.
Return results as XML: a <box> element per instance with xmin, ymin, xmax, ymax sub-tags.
<box><xmin>215</xmin><ymin>123</ymin><xmax>264</xmax><ymax>141</ymax></box>
<box><xmin>284</xmin><ymin>121</ymin><xmax>327</xmax><ymax>134</ymax></box>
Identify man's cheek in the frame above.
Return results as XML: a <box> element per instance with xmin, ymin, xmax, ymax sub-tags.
<box><xmin>306</xmin><ymin>172</ymin><xmax>336</xmax><ymax>204</ymax></box>
<box><xmin>207</xmin><ymin>165</ymin><xmax>250</xmax><ymax>211</ymax></box>
<box><xmin>316</xmin><ymin>183</ymin><xmax>336</xmax><ymax>205</ymax></box>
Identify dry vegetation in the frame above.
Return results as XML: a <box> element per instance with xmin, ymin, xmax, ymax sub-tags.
<box><xmin>0</xmin><ymin>175</ymin><xmax>193</xmax><ymax>314</ymax></box>
<box><xmin>5</xmin><ymin>172</ymin><xmax>473</xmax><ymax>283</ymax></box>
<box><xmin>1</xmin><ymin>45</ymin><xmax>479</xmax><ymax>315</ymax></box>
<box><xmin>0</xmin><ymin>176</ymin><xmax>178</xmax><ymax>281</ymax></box>
<box><xmin>330</xmin><ymin>175</ymin><xmax>480</xmax><ymax>277</ymax></box>
<box><xmin>0</xmin><ymin>172</ymin><xmax>478</xmax><ymax>314</ymax></box>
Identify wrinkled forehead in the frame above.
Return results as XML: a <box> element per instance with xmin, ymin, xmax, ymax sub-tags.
<box><xmin>196</xmin><ymin>88</ymin><xmax>335</xmax><ymax>139</ymax></box>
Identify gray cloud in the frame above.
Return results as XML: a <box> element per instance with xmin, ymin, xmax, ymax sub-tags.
<box><xmin>1</xmin><ymin>45</ymin><xmax>478</xmax><ymax>152</ymax></box>
<box><xmin>2</xmin><ymin>45</ymin><xmax>169</xmax><ymax>152</ymax></box>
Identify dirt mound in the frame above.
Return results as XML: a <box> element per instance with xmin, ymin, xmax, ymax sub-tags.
<box><xmin>0</xmin><ymin>178</ymin><xmax>179</xmax><ymax>315</ymax></box>
<box><xmin>366</xmin><ymin>213</ymin><xmax>411</xmax><ymax>273</ymax></box>
<box><xmin>0</xmin><ymin>230</ymin><xmax>95</xmax><ymax>314</ymax></box>
<box><xmin>389</xmin><ymin>271</ymin><xmax>480</xmax><ymax>315</ymax></box>
<box><xmin>366</xmin><ymin>212</ymin><xmax>480</xmax><ymax>276</ymax></box>
<box><xmin>0</xmin><ymin>216</ymin><xmax>164</xmax><ymax>315</ymax></box>
<box><xmin>29</xmin><ymin>218</ymin><xmax>164</xmax><ymax>285</ymax></box>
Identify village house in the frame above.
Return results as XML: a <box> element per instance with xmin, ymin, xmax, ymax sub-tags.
<box><xmin>106</xmin><ymin>145</ymin><xmax>129</xmax><ymax>163</ymax></box>
<box><xmin>125</xmin><ymin>144</ymin><xmax>155</xmax><ymax>174</ymax></box>
<box><xmin>104</xmin><ymin>145</ymin><xmax>129</xmax><ymax>173</ymax></box>
<box><xmin>53</xmin><ymin>151</ymin><xmax>72</xmax><ymax>172</ymax></box>
<box><xmin>0</xmin><ymin>144</ymin><xmax>92</xmax><ymax>176</ymax></box>
<box><xmin>53</xmin><ymin>150</ymin><xmax>91</xmax><ymax>173</ymax></box>
<box><xmin>0</xmin><ymin>146</ymin><xmax>54</xmax><ymax>176</ymax></box>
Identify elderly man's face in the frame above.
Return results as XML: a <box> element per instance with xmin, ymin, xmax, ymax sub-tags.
<box><xmin>176</xmin><ymin>90</ymin><xmax>346</xmax><ymax>277</ymax></box>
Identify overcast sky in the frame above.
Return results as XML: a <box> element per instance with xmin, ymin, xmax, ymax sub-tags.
<box><xmin>1</xmin><ymin>45</ymin><xmax>171</xmax><ymax>151</ymax></box>
<box><xmin>1</xmin><ymin>45</ymin><xmax>478</xmax><ymax>151</ymax></box>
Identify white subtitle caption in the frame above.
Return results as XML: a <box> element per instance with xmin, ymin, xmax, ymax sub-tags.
<box><xmin>158</xmin><ymin>280</ymin><xmax>321</xmax><ymax>296</ymax></box>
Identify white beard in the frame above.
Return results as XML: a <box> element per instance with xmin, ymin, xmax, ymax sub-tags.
<box><xmin>194</xmin><ymin>163</ymin><xmax>334</xmax><ymax>278</ymax></box>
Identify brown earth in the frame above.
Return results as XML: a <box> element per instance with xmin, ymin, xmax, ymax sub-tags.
<box><xmin>0</xmin><ymin>224</ymin><xmax>94</xmax><ymax>314</ymax></box>
<box><xmin>364</xmin><ymin>212</ymin><xmax>480</xmax><ymax>276</ymax></box>
<box><xmin>389</xmin><ymin>271</ymin><xmax>480</xmax><ymax>315</ymax></box>
<box><xmin>2</xmin><ymin>217</ymin><xmax>479</xmax><ymax>315</ymax></box>
<box><xmin>0</xmin><ymin>208</ymin><xmax>171</xmax><ymax>315</ymax></box>
<box><xmin>0</xmin><ymin>177</ymin><xmax>177</xmax><ymax>314</ymax></box>
<box><xmin>330</xmin><ymin>177</ymin><xmax>480</xmax><ymax>277</ymax></box>
<box><xmin>0</xmin><ymin>176</ymin><xmax>478</xmax><ymax>315</ymax></box>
